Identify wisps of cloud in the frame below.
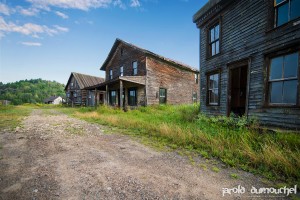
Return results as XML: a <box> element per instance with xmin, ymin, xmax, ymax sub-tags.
<box><xmin>130</xmin><ymin>0</ymin><xmax>141</xmax><ymax>8</ymax></box>
<box><xmin>0</xmin><ymin>16</ymin><xmax>69</xmax><ymax>38</ymax></box>
<box><xmin>21</xmin><ymin>42</ymin><xmax>42</xmax><ymax>46</ymax></box>
<box><xmin>55</xmin><ymin>11</ymin><xmax>69</xmax><ymax>19</ymax></box>
<box><xmin>17</xmin><ymin>6</ymin><xmax>40</xmax><ymax>16</ymax></box>
<box><xmin>26</xmin><ymin>0</ymin><xmax>113</xmax><ymax>11</ymax></box>
<box><xmin>0</xmin><ymin>2</ymin><xmax>11</xmax><ymax>15</ymax></box>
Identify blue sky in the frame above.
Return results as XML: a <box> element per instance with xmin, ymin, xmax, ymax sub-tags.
<box><xmin>0</xmin><ymin>0</ymin><xmax>207</xmax><ymax>84</ymax></box>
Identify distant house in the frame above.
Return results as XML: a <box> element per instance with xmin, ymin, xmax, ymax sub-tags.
<box><xmin>44</xmin><ymin>96</ymin><xmax>63</xmax><ymax>105</ymax></box>
<box><xmin>90</xmin><ymin>38</ymin><xmax>199</xmax><ymax>108</ymax></box>
<box><xmin>65</xmin><ymin>72</ymin><xmax>105</xmax><ymax>106</ymax></box>
<box><xmin>193</xmin><ymin>0</ymin><xmax>300</xmax><ymax>129</ymax></box>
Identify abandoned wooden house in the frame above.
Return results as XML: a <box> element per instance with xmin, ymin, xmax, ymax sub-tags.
<box><xmin>193</xmin><ymin>0</ymin><xmax>300</xmax><ymax>129</ymax></box>
<box><xmin>43</xmin><ymin>96</ymin><xmax>63</xmax><ymax>105</ymax></box>
<box><xmin>65</xmin><ymin>72</ymin><xmax>105</xmax><ymax>106</ymax></box>
<box><xmin>90</xmin><ymin>38</ymin><xmax>199</xmax><ymax>108</ymax></box>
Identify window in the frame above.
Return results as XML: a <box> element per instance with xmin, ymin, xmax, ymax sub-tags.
<box><xmin>209</xmin><ymin>23</ymin><xmax>220</xmax><ymax>57</ymax></box>
<box><xmin>159</xmin><ymin>88</ymin><xmax>167</xmax><ymax>104</ymax></box>
<box><xmin>193</xmin><ymin>92</ymin><xmax>197</xmax><ymax>103</ymax></box>
<box><xmin>109</xmin><ymin>90</ymin><xmax>116</xmax><ymax>105</ymax></box>
<box><xmin>120</xmin><ymin>66</ymin><xmax>124</xmax><ymax>76</ymax></box>
<box><xmin>128</xmin><ymin>88</ymin><xmax>137</xmax><ymax>106</ymax></box>
<box><xmin>275</xmin><ymin>0</ymin><xmax>300</xmax><ymax>27</ymax></box>
<box><xmin>109</xmin><ymin>69</ymin><xmax>113</xmax><ymax>80</ymax></box>
<box><xmin>121</xmin><ymin>48</ymin><xmax>124</xmax><ymax>56</ymax></box>
<box><xmin>207</xmin><ymin>73</ymin><xmax>219</xmax><ymax>105</ymax></box>
<box><xmin>195</xmin><ymin>74</ymin><xmax>199</xmax><ymax>84</ymax></box>
<box><xmin>133</xmin><ymin>61</ymin><xmax>138</xmax><ymax>75</ymax></box>
<box><xmin>268</xmin><ymin>52</ymin><xmax>298</xmax><ymax>105</ymax></box>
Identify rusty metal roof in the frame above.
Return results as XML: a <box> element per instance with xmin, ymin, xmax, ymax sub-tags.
<box><xmin>100</xmin><ymin>38</ymin><xmax>199</xmax><ymax>73</ymax></box>
<box><xmin>65</xmin><ymin>72</ymin><xmax>105</xmax><ymax>90</ymax></box>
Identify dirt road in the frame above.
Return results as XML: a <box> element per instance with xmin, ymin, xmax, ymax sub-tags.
<box><xmin>0</xmin><ymin>109</ymin><xmax>281</xmax><ymax>199</ymax></box>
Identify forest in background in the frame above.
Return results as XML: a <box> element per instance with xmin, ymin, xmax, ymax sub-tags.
<box><xmin>0</xmin><ymin>79</ymin><xmax>65</xmax><ymax>105</ymax></box>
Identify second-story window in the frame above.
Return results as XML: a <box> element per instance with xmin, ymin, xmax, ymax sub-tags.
<box><xmin>209</xmin><ymin>23</ymin><xmax>220</xmax><ymax>57</ymax></box>
<box><xmin>120</xmin><ymin>66</ymin><xmax>123</xmax><ymax>76</ymax></box>
<box><xmin>275</xmin><ymin>0</ymin><xmax>300</xmax><ymax>27</ymax></box>
<box><xmin>133</xmin><ymin>61</ymin><xmax>138</xmax><ymax>75</ymax></box>
<box><xmin>109</xmin><ymin>69</ymin><xmax>113</xmax><ymax>80</ymax></box>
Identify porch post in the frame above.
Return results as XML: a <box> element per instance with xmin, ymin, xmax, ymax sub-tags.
<box><xmin>120</xmin><ymin>80</ymin><xmax>123</xmax><ymax>109</ymax></box>
<box><xmin>106</xmin><ymin>85</ymin><xmax>109</xmax><ymax>106</ymax></box>
<box><xmin>95</xmin><ymin>88</ymin><xmax>97</xmax><ymax>108</ymax></box>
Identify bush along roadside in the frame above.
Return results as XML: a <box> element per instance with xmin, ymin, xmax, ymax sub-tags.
<box><xmin>59</xmin><ymin>104</ymin><xmax>300</xmax><ymax>186</ymax></box>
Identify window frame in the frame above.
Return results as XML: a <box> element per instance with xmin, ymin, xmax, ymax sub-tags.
<box><xmin>159</xmin><ymin>88</ymin><xmax>167</xmax><ymax>104</ymax></box>
<box><xmin>132</xmin><ymin>61</ymin><xmax>138</xmax><ymax>75</ymax></box>
<box><xmin>274</xmin><ymin>0</ymin><xmax>300</xmax><ymax>27</ymax></box>
<box><xmin>195</xmin><ymin>73</ymin><xmax>199</xmax><ymax>84</ymax></box>
<box><xmin>109</xmin><ymin>90</ymin><xmax>117</xmax><ymax>106</ymax></box>
<box><xmin>266</xmin><ymin>51</ymin><xmax>300</xmax><ymax>107</ymax></box>
<box><xmin>109</xmin><ymin>69</ymin><xmax>113</xmax><ymax>80</ymax></box>
<box><xmin>208</xmin><ymin>22</ymin><xmax>220</xmax><ymax>58</ymax></box>
<box><xmin>128</xmin><ymin>88</ymin><xmax>137</xmax><ymax>106</ymax></box>
<box><xmin>120</xmin><ymin>66</ymin><xmax>124</xmax><ymax>76</ymax></box>
<box><xmin>192</xmin><ymin>92</ymin><xmax>197</xmax><ymax>103</ymax></box>
<box><xmin>206</xmin><ymin>70</ymin><xmax>221</xmax><ymax>106</ymax></box>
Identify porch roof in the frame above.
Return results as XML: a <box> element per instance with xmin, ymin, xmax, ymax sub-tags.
<box><xmin>86</xmin><ymin>76</ymin><xmax>146</xmax><ymax>90</ymax></box>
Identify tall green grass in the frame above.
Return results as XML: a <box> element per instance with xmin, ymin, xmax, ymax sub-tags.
<box><xmin>61</xmin><ymin>105</ymin><xmax>299</xmax><ymax>184</ymax></box>
<box><xmin>0</xmin><ymin>105</ymin><xmax>32</xmax><ymax>130</ymax></box>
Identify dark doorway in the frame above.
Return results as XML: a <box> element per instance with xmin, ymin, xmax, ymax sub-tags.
<box><xmin>229</xmin><ymin>65</ymin><xmax>248</xmax><ymax>116</ymax></box>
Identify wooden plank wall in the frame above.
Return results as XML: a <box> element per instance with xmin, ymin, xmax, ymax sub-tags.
<box><xmin>197</xmin><ymin>0</ymin><xmax>300</xmax><ymax>129</ymax></box>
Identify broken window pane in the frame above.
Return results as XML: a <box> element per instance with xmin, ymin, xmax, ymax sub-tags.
<box><xmin>291</xmin><ymin>0</ymin><xmax>300</xmax><ymax>20</ymax></box>
<box><xmin>270</xmin><ymin>82</ymin><xmax>283</xmax><ymax>103</ymax></box>
<box><xmin>283</xmin><ymin>80</ymin><xmax>297</xmax><ymax>103</ymax></box>
<box><xmin>277</xmin><ymin>3</ymin><xmax>289</xmax><ymax>26</ymax></box>
<box><xmin>284</xmin><ymin>52</ymin><xmax>298</xmax><ymax>78</ymax></box>
<box><xmin>270</xmin><ymin>56</ymin><xmax>283</xmax><ymax>80</ymax></box>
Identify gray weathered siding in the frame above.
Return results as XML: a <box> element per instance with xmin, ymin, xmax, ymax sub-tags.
<box><xmin>196</xmin><ymin>0</ymin><xmax>300</xmax><ymax>129</ymax></box>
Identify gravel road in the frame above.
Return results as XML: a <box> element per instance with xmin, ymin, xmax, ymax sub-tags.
<box><xmin>0</xmin><ymin>109</ymin><xmax>285</xmax><ymax>199</ymax></box>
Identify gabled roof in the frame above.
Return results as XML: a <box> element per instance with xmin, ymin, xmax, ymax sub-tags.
<box><xmin>44</xmin><ymin>96</ymin><xmax>61</xmax><ymax>103</ymax></box>
<box><xmin>65</xmin><ymin>72</ymin><xmax>105</xmax><ymax>91</ymax></box>
<box><xmin>100</xmin><ymin>38</ymin><xmax>199</xmax><ymax>73</ymax></box>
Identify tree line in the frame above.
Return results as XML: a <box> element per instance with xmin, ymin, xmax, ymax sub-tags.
<box><xmin>0</xmin><ymin>79</ymin><xmax>65</xmax><ymax>105</ymax></box>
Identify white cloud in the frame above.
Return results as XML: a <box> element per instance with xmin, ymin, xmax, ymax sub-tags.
<box><xmin>113</xmin><ymin>0</ymin><xmax>126</xmax><ymax>9</ymax></box>
<box><xmin>21</xmin><ymin>42</ymin><xmax>42</xmax><ymax>46</ymax></box>
<box><xmin>130</xmin><ymin>0</ymin><xmax>140</xmax><ymax>7</ymax></box>
<box><xmin>0</xmin><ymin>3</ymin><xmax>11</xmax><ymax>15</ymax></box>
<box><xmin>55</xmin><ymin>11</ymin><xmax>69</xmax><ymax>19</ymax></box>
<box><xmin>0</xmin><ymin>16</ymin><xmax>69</xmax><ymax>38</ymax></box>
<box><xmin>26</xmin><ymin>0</ymin><xmax>113</xmax><ymax>11</ymax></box>
<box><xmin>17</xmin><ymin>6</ymin><xmax>40</xmax><ymax>16</ymax></box>
<box><xmin>53</xmin><ymin>25</ymin><xmax>69</xmax><ymax>32</ymax></box>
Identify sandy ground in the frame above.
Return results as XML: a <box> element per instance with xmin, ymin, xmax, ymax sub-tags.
<box><xmin>0</xmin><ymin>109</ymin><xmax>289</xmax><ymax>200</ymax></box>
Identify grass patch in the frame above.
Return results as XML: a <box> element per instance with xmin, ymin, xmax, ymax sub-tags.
<box><xmin>230</xmin><ymin>173</ymin><xmax>239</xmax><ymax>179</ymax></box>
<box><xmin>59</xmin><ymin>104</ymin><xmax>300</xmax><ymax>185</ymax></box>
<box><xmin>0</xmin><ymin>105</ymin><xmax>32</xmax><ymax>131</ymax></box>
<box><xmin>212</xmin><ymin>166</ymin><xmax>220</xmax><ymax>173</ymax></box>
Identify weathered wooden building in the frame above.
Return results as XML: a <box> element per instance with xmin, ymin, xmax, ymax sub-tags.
<box><xmin>193</xmin><ymin>0</ymin><xmax>300</xmax><ymax>129</ymax></box>
<box><xmin>65</xmin><ymin>72</ymin><xmax>105</xmax><ymax>106</ymax></box>
<box><xmin>92</xmin><ymin>39</ymin><xmax>199</xmax><ymax>108</ymax></box>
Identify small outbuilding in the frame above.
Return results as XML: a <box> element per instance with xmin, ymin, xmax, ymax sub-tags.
<box><xmin>43</xmin><ymin>96</ymin><xmax>63</xmax><ymax>105</ymax></box>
